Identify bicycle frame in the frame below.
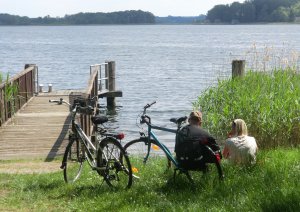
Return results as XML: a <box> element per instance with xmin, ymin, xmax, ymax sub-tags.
<box><xmin>56</xmin><ymin>101</ymin><xmax>100</xmax><ymax>169</ymax></box>
<box><xmin>67</xmin><ymin>103</ymin><xmax>126</xmax><ymax>170</ymax></box>
<box><xmin>71</xmin><ymin>120</ymin><xmax>99</xmax><ymax>167</ymax></box>
<box><xmin>144</xmin><ymin>121</ymin><xmax>180</xmax><ymax>168</ymax></box>
<box><xmin>68</xmin><ymin>105</ymin><xmax>123</xmax><ymax>169</ymax></box>
<box><xmin>50</xmin><ymin>98</ymin><xmax>101</xmax><ymax>169</ymax></box>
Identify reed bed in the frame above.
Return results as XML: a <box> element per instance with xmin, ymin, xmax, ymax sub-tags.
<box><xmin>194</xmin><ymin>69</ymin><xmax>300</xmax><ymax>149</ymax></box>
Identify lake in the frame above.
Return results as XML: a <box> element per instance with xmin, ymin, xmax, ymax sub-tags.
<box><xmin>1</xmin><ymin>25</ymin><xmax>300</xmax><ymax>148</ymax></box>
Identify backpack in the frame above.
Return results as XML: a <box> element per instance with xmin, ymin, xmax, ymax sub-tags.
<box><xmin>175</xmin><ymin>125</ymin><xmax>221</xmax><ymax>170</ymax></box>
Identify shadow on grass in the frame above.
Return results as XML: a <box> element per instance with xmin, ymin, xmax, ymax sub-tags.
<box><xmin>22</xmin><ymin>174</ymin><xmax>113</xmax><ymax>199</ymax></box>
<box><xmin>156</xmin><ymin>168</ymin><xmax>225</xmax><ymax>193</ymax></box>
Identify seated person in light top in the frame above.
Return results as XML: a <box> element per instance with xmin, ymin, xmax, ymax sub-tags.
<box><xmin>223</xmin><ymin>119</ymin><xmax>258</xmax><ymax>165</ymax></box>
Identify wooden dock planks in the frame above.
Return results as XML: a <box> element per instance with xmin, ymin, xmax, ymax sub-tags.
<box><xmin>0</xmin><ymin>92</ymin><xmax>72</xmax><ymax>160</ymax></box>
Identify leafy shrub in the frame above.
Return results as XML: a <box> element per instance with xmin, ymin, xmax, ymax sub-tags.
<box><xmin>194</xmin><ymin>69</ymin><xmax>300</xmax><ymax>149</ymax></box>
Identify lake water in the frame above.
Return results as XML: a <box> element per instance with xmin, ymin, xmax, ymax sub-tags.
<box><xmin>1</xmin><ymin>25</ymin><xmax>300</xmax><ymax>148</ymax></box>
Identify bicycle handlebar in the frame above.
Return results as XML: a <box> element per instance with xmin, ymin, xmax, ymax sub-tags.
<box><xmin>140</xmin><ymin>101</ymin><xmax>156</xmax><ymax>125</ymax></box>
<box><xmin>142</xmin><ymin>101</ymin><xmax>156</xmax><ymax>115</ymax></box>
<box><xmin>144</xmin><ymin>101</ymin><xmax>156</xmax><ymax>110</ymax></box>
<box><xmin>49</xmin><ymin>98</ymin><xmax>71</xmax><ymax>106</ymax></box>
<box><xmin>49</xmin><ymin>97</ymin><xmax>94</xmax><ymax>115</ymax></box>
<box><xmin>140</xmin><ymin>101</ymin><xmax>187</xmax><ymax>128</ymax></box>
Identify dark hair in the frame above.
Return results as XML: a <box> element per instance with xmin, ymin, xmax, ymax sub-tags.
<box><xmin>189</xmin><ymin>111</ymin><xmax>202</xmax><ymax>124</ymax></box>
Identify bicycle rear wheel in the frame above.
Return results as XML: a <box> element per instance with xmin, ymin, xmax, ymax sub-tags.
<box><xmin>124</xmin><ymin>138</ymin><xmax>171</xmax><ymax>178</ymax></box>
<box><xmin>62</xmin><ymin>138</ymin><xmax>85</xmax><ymax>183</ymax></box>
<box><xmin>97</xmin><ymin>137</ymin><xmax>132</xmax><ymax>189</ymax></box>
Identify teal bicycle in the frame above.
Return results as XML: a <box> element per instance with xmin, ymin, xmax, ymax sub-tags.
<box><xmin>124</xmin><ymin>101</ymin><xmax>224</xmax><ymax>183</ymax></box>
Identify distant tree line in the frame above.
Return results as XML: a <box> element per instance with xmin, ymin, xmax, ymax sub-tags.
<box><xmin>0</xmin><ymin>10</ymin><xmax>155</xmax><ymax>25</ymax></box>
<box><xmin>155</xmin><ymin>15</ymin><xmax>206</xmax><ymax>24</ymax></box>
<box><xmin>206</xmin><ymin>0</ymin><xmax>300</xmax><ymax>23</ymax></box>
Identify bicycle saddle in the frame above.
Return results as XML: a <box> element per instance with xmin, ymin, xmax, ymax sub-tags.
<box><xmin>170</xmin><ymin>116</ymin><xmax>187</xmax><ymax>124</ymax></box>
<box><xmin>91</xmin><ymin>115</ymin><xmax>108</xmax><ymax>125</ymax></box>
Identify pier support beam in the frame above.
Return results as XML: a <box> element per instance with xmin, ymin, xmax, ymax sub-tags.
<box><xmin>106</xmin><ymin>61</ymin><xmax>116</xmax><ymax>109</ymax></box>
<box><xmin>232</xmin><ymin>60</ymin><xmax>245</xmax><ymax>78</ymax></box>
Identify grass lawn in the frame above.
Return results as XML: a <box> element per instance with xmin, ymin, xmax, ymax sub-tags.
<box><xmin>0</xmin><ymin>147</ymin><xmax>299</xmax><ymax>211</ymax></box>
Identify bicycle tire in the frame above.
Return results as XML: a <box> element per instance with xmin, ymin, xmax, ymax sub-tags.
<box><xmin>97</xmin><ymin>137</ymin><xmax>133</xmax><ymax>189</ymax></box>
<box><xmin>62</xmin><ymin>138</ymin><xmax>85</xmax><ymax>183</ymax></box>
<box><xmin>124</xmin><ymin>138</ymin><xmax>171</xmax><ymax>178</ymax></box>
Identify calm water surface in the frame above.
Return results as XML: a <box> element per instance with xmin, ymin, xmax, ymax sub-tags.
<box><xmin>1</xmin><ymin>25</ymin><xmax>300</xmax><ymax>148</ymax></box>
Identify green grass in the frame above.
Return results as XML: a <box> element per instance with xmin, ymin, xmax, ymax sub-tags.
<box><xmin>0</xmin><ymin>148</ymin><xmax>299</xmax><ymax>211</ymax></box>
<box><xmin>194</xmin><ymin>69</ymin><xmax>300</xmax><ymax>149</ymax></box>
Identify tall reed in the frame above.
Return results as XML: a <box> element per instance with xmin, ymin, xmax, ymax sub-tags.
<box><xmin>0</xmin><ymin>72</ymin><xmax>19</xmax><ymax>123</ymax></box>
<box><xmin>194</xmin><ymin>69</ymin><xmax>300</xmax><ymax>149</ymax></box>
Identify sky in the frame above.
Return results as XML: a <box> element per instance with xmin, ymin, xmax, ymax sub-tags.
<box><xmin>0</xmin><ymin>0</ymin><xmax>244</xmax><ymax>17</ymax></box>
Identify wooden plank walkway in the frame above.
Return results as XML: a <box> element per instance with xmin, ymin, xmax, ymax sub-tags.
<box><xmin>0</xmin><ymin>91</ymin><xmax>75</xmax><ymax>161</ymax></box>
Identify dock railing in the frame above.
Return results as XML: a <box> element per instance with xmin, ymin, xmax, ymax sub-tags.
<box><xmin>1</xmin><ymin>61</ymin><xmax>119</xmax><ymax>134</ymax></box>
<box><xmin>90</xmin><ymin>62</ymin><xmax>109</xmax><ymax>93</ymax></box>
<box><xmin>70</xmin><ymin>66</ymin><xmax>99</xmax><ymax>137</ymax></box>
<box><xmin>0</xmin><ymin>64</ymin><xmax>37</xmax><ymax>127</ymax></box>
<box><xmin>91</xmin><ymin>61</ymin><xmax>122</xmax><ymax>108</ymax></box>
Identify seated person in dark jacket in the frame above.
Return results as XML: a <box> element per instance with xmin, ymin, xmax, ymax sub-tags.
<box><xmin>175</xmin><ymin>111</ymin><xmax>218</xmax><ymax>169</ymax></box>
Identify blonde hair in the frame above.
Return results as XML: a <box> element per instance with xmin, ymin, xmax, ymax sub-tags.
<box><xmin>232</xmin><ymin>119</ymin><xmax>248</xmax><ymax>136</ymax></box>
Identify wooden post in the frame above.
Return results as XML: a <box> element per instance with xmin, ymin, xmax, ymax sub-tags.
<box><xmin>106</xmin><ymin>61</ymin><xmax>116</xmax><ymax>108</ymax></box>
<box><xmin>232</xmin><ymin>60</ymin><xmax>245</xmax><ymax>78</ymax></box>
<box><xmin>34</xmin><ymin>66</ymin><xmax>38</xmax><ymax>95</ymax></box>
<box><xmin>24</xmin><ymin>64</ymin><xmax>37</xmax><ymax>95</ymax></box>
<box><xmin>24</xmin><ymin>64</ymin><xmax>33</xmax><ymax>69</ymax></box>
<box><xmin>24</xmin><ymin>72</ymin><xmax>28</xmax><ymax>101</ymax></box>
<box><xmin>0</xmin><ymin>88</ymin><xmax>3</xmax><ymax>126</ymax></box>
<box><xmin>105</xmin><ymin>63</ymin><xmax>109</xmax><ymax>90</ymax></box>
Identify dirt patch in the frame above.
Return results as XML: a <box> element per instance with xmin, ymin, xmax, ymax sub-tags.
<box><xmin>0</xmin><ymin>189</ymin><xmax>10</xmax><ymax>198</ymax></box>
<box><xmin>0</xmin><ymin>161</ymin><xmax>62</xmax><ymax>174</ymax></box>
<box><xmin>0</xmin><ymin>188</ymin><xmax>9</xmax><ymax>195</ymax></box>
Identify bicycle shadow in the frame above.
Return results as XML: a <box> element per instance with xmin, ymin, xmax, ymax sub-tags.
<box><xmin>159</xmin><ymin>170</ymin><xmax>220</xmax><ymax>192</ymax></box>
<box><xmin>26</xmin><ymin>178</ymin><xmax>113</xmax><ymax>198</ymax></box>
<box><xmin>45</xmin><ymin>115</ymin><xmax>72</xmax><ymax>162</ymax></box>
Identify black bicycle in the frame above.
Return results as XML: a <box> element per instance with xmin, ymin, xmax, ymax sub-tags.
<box><xmin>49</xmin><ymin>97</ymin><xmax>132</xmax><ymax>189</ymax></box>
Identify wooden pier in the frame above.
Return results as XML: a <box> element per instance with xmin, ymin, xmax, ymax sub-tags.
<box><xmin>0</xmin><ymin>92</ymin><xmax>71</xmax><ymax>160</ymax></box>
<box><xmin>0</xmin><ymin>61</ymin><xmax>122</xmax><ymax>161</ymax></box>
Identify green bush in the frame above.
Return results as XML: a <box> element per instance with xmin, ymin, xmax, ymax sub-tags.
<box><xmin>194</xmin><ymin>69</ymin><xmax>300</xmax><ymax>149</ymax></box>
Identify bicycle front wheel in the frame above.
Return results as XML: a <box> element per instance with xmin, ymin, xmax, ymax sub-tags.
<box><xmin>124</xmin><ymin>138</ymin><xmax>171</xmax><ymax>178</ymax></box>
<box><xmin>97</xmin><ymin>137</ymin><xmax>132</xmax><ymax>189</ymax></box>
<box><xmin>62</xmin><ymin>138</ymin><xmax>85</xmax><ymax>183</ymax></box>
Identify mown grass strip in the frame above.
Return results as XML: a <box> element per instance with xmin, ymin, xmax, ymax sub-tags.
<box><xmin>0</xmin><ymin>148</ymin><xmax>299</xmax><ymax>211</ymax></box>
